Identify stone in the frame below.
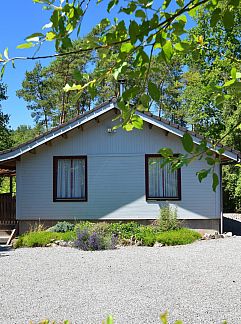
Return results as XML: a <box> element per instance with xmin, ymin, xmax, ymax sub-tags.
<box><xmin>221</xmin><ymin>232</ymin><xmax>233</xmax><ymax>238</ymax></box>
<box><xmin>226</xmin><ymin>232</ymin><xmax>233</xmax><ymax>237</ymax></box>
<box><xmin>59</xmin><ymin>240</ymin><xmax>68</xmax><ymax>247</ymax></box>
<box><xmin>202</xmin><ymin>233</ymin><xmax>211</xmax><ymax>240</ymax></box>
<box><xmin>154</xmin><ymin>242</ymin><xmax>163</xmax><ymax>248</ymax></box>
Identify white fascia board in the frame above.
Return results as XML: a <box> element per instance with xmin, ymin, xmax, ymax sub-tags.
<box><xmin>136</xmin><ymin>111</ymin><xmax>240</xmax><ymax>162</ymax></box>
<box><xmin>0</xmin><ymin>102</ymin><xmax>115</xmax><ymax>163</ymax></box>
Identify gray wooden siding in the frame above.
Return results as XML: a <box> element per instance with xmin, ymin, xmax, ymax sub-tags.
<box><xmin>16</xmin><ymin>111</ymin><xmax>220</xmax><ymax>221</ymax></box>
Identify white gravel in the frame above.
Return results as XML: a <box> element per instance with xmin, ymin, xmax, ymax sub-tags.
<box><xmin>1</xmin><ymin>238</ymin><xmax>241</xmax><ymax>324</ymax></box>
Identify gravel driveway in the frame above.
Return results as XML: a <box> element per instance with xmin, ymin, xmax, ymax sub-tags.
<box><xmin>1</xmin><ymin>237</ymin><xmax>241</xmax><ymax>324</ymax></box>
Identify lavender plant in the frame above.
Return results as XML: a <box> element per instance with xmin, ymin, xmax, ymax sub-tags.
<box><xmin>75</xmin><ymin>229</ymin><xmax>117</xmax><ymax>251</ymax></box>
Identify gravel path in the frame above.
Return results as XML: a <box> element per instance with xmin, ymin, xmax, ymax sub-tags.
<box><xmin>1</xmin><ymin>238</ymin><xmax>241</xmax><ymax>324</ymax></box>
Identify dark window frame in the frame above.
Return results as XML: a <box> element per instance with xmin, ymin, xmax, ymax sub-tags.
<box><xmin>145</xmin><ymin>154</ymin><xmax>181</xmax><ymax>201</ymax></box>
<box><xmin>53</xmin><ymin>156</ymin><xmax>88</xmax><ymax>202</ymax></box>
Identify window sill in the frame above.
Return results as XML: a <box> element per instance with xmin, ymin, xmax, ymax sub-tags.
<box><xmin>53</xmin><ymin>198</ymin><xmax>87</xmax><ymax>202</ymax></box>
<box><xmin>146</xmin><ymin>197</ymin><xmax>181</xmax><ymax>202</ymax></box>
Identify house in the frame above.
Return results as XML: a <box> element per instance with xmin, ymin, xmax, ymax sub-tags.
<box><xmin>0</xmin><ymin>97</ymin><xmax>240</xmax><ymax>234</ymax></box>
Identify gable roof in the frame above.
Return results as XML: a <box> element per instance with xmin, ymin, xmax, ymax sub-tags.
<box><xmin>0</xmin><ymin>97</ymin><xmax>240</xmax><ymax>168</ymax></box>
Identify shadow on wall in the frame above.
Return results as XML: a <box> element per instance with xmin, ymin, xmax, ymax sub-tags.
<box><xmin>223</xmin><ymin>217</ymin><xmax>241</xmax><ymax>235</ymax></box>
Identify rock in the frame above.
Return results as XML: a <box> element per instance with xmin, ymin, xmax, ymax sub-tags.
<box><xmin>51</xmin><ymin>243</ymin><xmax>58</xmax><ymax>247</ymax></box>
<box><xmin>59</xmin><ymin>240</ymin><xmax>68</xmax><ymax>247</ymax></box>
<box><xmin>221</xmin><ymin>232</ymin><xmax>233</xmax><ymax>238</ymax></box>
<box><xmin>67</xmin><ymin>241</ymin><xmax>75</xmax><ymax>247</ymax></box>
<box><xmin>214</xmin><ymin>232</ymin><xmax>222</xmax><ymax>239</ymax></box>
<box><xmin>202</xmin><ymin>233</ymin><xmax>211</xmax><ymax>240</ymax></box>
<box><xmin>46</xmin><ymin>243</ymin><xmax>52</xmax><ymax>247</ymax></box>
<box><xmin>153</xmin><ymin>242</ymin><xmax>163</xmax><ymax>248</ymax></box>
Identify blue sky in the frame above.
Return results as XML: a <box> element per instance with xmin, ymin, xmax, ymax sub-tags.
<box><xmin>0</xmin><ymin>1</ymin><xmax>190</xmax><ymax>130</ymax></box>
<box><xmin>0</xmin><ymin>0</ymin><xmax>114</xmax><ymax>129</ymax></box>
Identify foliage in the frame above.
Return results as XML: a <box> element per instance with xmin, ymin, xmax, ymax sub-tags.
<box><xmin>156</xmin><ymin>228</ymin><xmax>201</xmax><ymax>246</ymax></box>
<box><xmin>0</xmin><ymin>0</ymin><xmax>240</xmax><ymax>192</ymax></box>
<box><xmin>75</xmin><ymin>228</ymin><xmax>117</xmax><ymax>251</ymax></box>
<box><xmin>158</xmin><ymin>206</ymin><xmax>181</xmax><ymax>232</ymax></box>
<box><xmin>223</xmin><ymin>165</ymin><xmax>241</xmax><ymax>212</ymax></box>
<box><xmin>14</xmin><ymin>231</ymin><xmax>75</xmax><ymax>248</ymax></box>
<box><xmin>11</xmin><ymin>124</ymin><xmax>45</xmax><ymax>145</ymax></box>
<box><xmin>0</xmin><ymin>177</ymin><xmax>16</xmax><ymax>194</ymax></box>
<box><xmin>0</xmin><ymin>82</ymin><xmax>12</xmax><ymax>151</ymax></box>
<box><xmin>29</xmin><ymin>311</ymin><xmax>228</xmax><ymax>323</ymax></box>
<box><xmin>14</xmin><ymin>221</ymin><xmax>201</xmax><ymax>249</ymax></box>
<box><xmin>47</xmin><ymin>221</ymin><xmax>75</xmax><ymax>233</ymax></box>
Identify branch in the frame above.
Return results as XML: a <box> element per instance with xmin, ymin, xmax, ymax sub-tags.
<box><xmin>0</xmin><ymin>0</ymin><xmax>210</xmax><ymax>64</ymax></box>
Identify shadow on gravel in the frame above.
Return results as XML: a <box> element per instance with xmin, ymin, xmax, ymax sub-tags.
<box><xmin>223</xmin><ymin>217</ymin><xmax>241</xmax><ymax>236</ymax></box>
<box><xmin>0</xmin><ymin>245</ymin><xmax>11</xmax><ymax>257</ymax></box>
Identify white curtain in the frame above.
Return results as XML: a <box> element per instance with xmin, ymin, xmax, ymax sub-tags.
<box><xmin>57</xmin><ymin>159</ymin><xmax>85</xmax><ymax>199</ymax></box>
<box><xmin>148</xmin><ymin>157</ymin><xmax>178</xmax><ymax>198</ymax></box>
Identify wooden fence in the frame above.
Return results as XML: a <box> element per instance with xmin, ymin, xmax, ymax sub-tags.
<box><xmin>0</xmin><ymin>194</ymin><xmax>16</xmax><ymax>224</ymax></box>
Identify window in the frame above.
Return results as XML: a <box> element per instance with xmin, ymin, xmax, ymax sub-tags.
<box><xmin>53</xmin><ymin>156</ymin><xmax>87</xmax><ymax>201</ymax></box>
<box><xmin>145</xmin><ymin>154</ymin><xmax>181</xmax><ymax>200</ymax></box>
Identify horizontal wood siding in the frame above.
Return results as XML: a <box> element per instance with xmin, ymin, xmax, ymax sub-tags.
<box><xmin>16</xmin><ymin>111</ymin><xmax>220</xmax><ymax>221</ymax></box>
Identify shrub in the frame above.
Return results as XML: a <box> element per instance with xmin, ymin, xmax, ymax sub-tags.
<box><xmin>75</xmin><ymin>228</ymin><xmax>117</xmax><ymax>251</ymax></box>
<box><xmin>156</xmin><ymin>228</ymin><xmax>201</xmax><ymax>246</ymax></box>
<box><xmin>158</xmin><ymin>206</ymin><xmax>180</xmax><ymax>231</ymax></box>
<box><xmin>14</xmin><ymin>231</ymin><xmax>76</xmax><ymax>248</ymax></box>
<box><xmin>47</xmin><ymin>221</ymin><xmax>75</xmax><ymax>233</ymax></box>
<box><xmin>74</xmin><ymin>221</ymin><xmax>95</xmax><ymax>232</ymax></box>
<box><xmin>108</xmin><ymin>221</ymin><xmax>141</xmax><ymax>239</ymax></box>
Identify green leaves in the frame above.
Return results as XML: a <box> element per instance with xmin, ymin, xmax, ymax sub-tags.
<box><xmin>223</xmin><ymin>10</ymin><xmax>234</xmax><ymax>29</ymax></box>
<box><xmin>158</xmin><ymin>148</ymin><xmax>173</xmax><ymax>158</ymax></box>
<box><xmin>129</xmin><ymin>20</ymin><xmax>139</xmax><ymax>44</ymax></box>
<box><xmin>181</xmin><ymin>133</ymin><xmax>194</xmax><ymax>153</ymax></box>
<box><xmin>148</xmin><ymin>81</ymin><xmax>160</xmax><ymax>101</ymax></box>
<box><xmin>25</xmin><ymin>33</ymin><xmax>44</xmax><ymax>42</ymax></box>
<box><xmin>17</xmin><ymin>43</ymin><xmax>35</xmax><ymax>49</ymax></box>
<box><xmin>162</xmin><ymin>40</ymin><xmax>173</xmax><ymax>61</ymax></box>
<box><xmin>212</xmin><ymin>172</ymin><xmax>219</xmax><ymax>192</ymax></box>
<box><xmin>210</xmin><ymin>8</ymin><xmax>221</xmax><ymax>27</ymax></box>
<box><xmin>196</xmin><ymin>169</ymin><xmax>210</xmax><ymax>183</ymax></box>
<box><xmin>120</xmin><ymin>42</ymin><xmax>134</xmax><ymax>53</ymax></box>
<box><xmin>46</xmin><ymin>31</ymin><xmax>57</xmax><ymax>40</ymax></box>
<box><xmin>3</xmin><ymin>48</ymin><xmax>9</xmax><ymax>60</ymax></box>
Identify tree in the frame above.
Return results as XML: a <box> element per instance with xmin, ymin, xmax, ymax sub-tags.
<box><xmin>1</xmin><ymin>0</ymin><xmax>241</xmax><ymax>191</ymax></box>
<box><xmin>11</xmin><ymin>124</ymin><xmax>45</xmax><ymax>145</ymax></box>
<box><xmin>0</xmin><ymin>83</ymin><xmax>12</xmax><ymax>151</ymax></box>
<box><xmin>16</xmin><ymin>63</ymin><xmax>56</xmax><ymax>130</ymax></box>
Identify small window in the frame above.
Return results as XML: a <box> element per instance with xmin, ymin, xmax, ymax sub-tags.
<box><xmin>53</xmin><ymin>156</ymin><xmax>87</xmax><ymax>202</ymax></box>
<box><xmin>145</xmin><ymin>155</ymin><xmax>181</xmax><ymax>200</ymax></box>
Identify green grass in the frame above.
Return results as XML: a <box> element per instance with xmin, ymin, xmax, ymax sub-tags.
<box><xmin>14</xmin><ymin>231</ymin><xmax>76</xmax><ymax>248</ymax></box>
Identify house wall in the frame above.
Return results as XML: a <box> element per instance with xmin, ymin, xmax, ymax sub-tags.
<box><xmin>16</xmin><ymin>110</ymin><xmax>221</xmax><ymax>231</ymax></box>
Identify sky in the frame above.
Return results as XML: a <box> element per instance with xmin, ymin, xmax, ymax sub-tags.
<box><xmin>0</xmin><ymin>0</ymin><xmax>114</xmax><ymax>129</ymax></box>
<box><xmin>0</xmin><ymin>1</ymin><xmax>191</xmax><ymax>130</ymax></box>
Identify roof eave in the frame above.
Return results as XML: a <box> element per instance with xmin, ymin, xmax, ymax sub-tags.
<box><xmin>136</xmin><ymin>111</ymin><xmax>240</xmax><ymax>162</ymax></box>
<box><xmin>0</xmin><ymin>100</ymin><xmax>116</xmax><ymax>163</ymax></box>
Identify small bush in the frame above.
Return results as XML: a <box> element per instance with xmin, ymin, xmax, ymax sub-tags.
<box><xmin>74</xmin><ymin>221</ymin><xmax>95</xmax><ymax>232</ymax></box>
<box><xmin>158</xmin><ymin>206</ymin><xmax>181</xmax><ymax>231</ymax></box>
<box><xmin>47</xmin><ymin>221</ymin><xmax>75</xmax><ymax>233</ymax></box>
<box><xmin>14</xmin><ymin>231</ymin><xmax>76</xmax><ymax>248</ymax></box>
<box><xmin>108</xmin><ymin>221</ymin><xmax>141</xmax><ymax>239</ymax></box>
<box><xmin>156</xmin><ymin>228</ymin><xmax>201</xmax><ymax>246</ymax></box>
<box><xmin>75</xmin><ymin>228</ymin><xmax>117</xmax><ymax>251</ymax></box>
